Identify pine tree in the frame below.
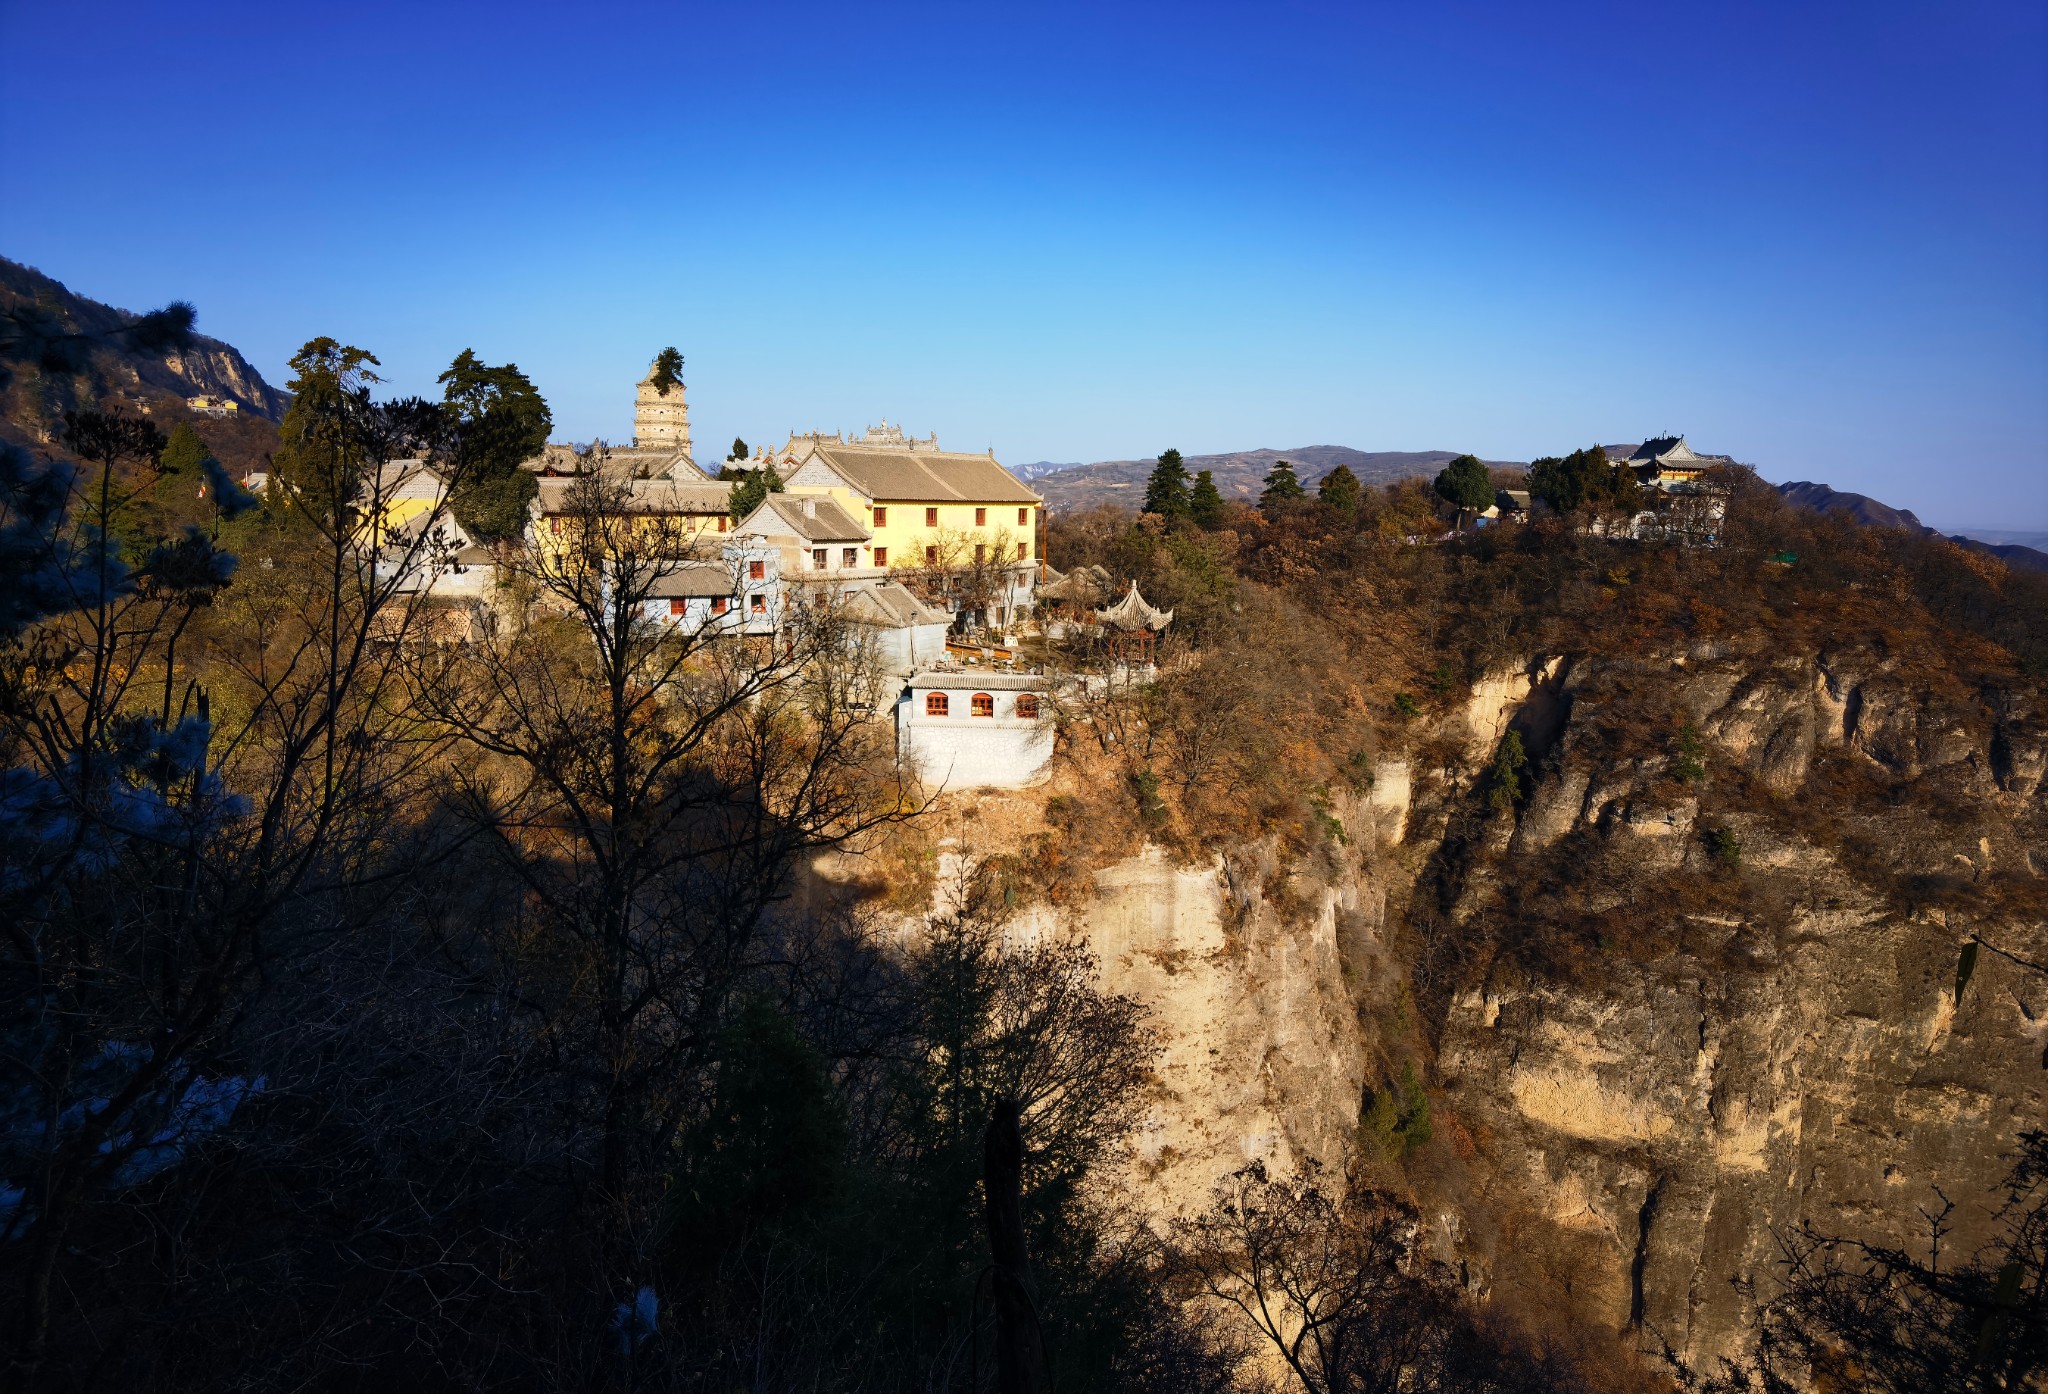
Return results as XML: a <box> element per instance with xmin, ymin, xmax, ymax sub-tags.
<box><xmin>160</xmin><ymin>421</ymin><xmax>208</xmax><ymax>477</ymax></box>
<box><xmin>729</xmin><ymin>437</ymin><xmax>749</xmax><ymax>463</ymax></box>
<box><xmin>439</xmin><ymin>349</ymin><xmax>551</xmax><ymax>541</ymax></box>
<box><xmin>1143</xmin><ymin>447</ymin><xmax>1191</xmax><ymax>522</ymax></box>
<box><xmin>648</xmin><ymin>346</ymin><xmax>684</xmax><ymax>395</ymax></box>
<box><xmin>272</xmin><ymin>338</ymin><xmax>383</xmax><ymax>527</ymax></box>
<box><xmin>1318</xmin><ymin>463</ymin><xmax>1361</xmax><ymax>517</ymax></box>
<box><xmin>1189</xmin><ymin>469</ymin><xmax>1226</xmax><ymax>529</ymax></box>
<box><xmin>728</xmin><ymin>464</ymin><xmax>782</xmax><ymax>521</ymax></box>
<box><xmin>1259</xmin><ymin>459</ymin><xmax>1305</xmax><ymax>516</ymax></box>
<box><xmin>1432</xmin><ymin>454</ymin><xmax>1493</xmax><ymax>510</ymax></box>
<box><xmin>1527</xmin><ymin>446</ymin><xmax>1639</xmax><ymax>514</ymax></box>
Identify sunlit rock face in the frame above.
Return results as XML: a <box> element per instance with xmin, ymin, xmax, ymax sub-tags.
<box><xmin>879</xmin><ymin>639</ymin><xmax>2043</xmax><ymax>1369</ymax></box>
<box><xmin>1426</xmin><ymin>648</ymin><xmax>2046</xmax><ymax>1368</ymax></box>
<box><xmin>1062</xmin><ymin>845</ymin><xmax>1368</xmax><ymax>1218</ymax></box>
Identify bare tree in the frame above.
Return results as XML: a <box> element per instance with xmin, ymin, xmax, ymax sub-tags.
<box><xmin>1674</xmin><ymin>1129</ymin><xmax>2048</xmax><ymax>1394</ymax></box>
<box><xmin>0</xmin><ymin>368</ymin><xmax>469</xmax><ymax>1386</ymax></box>
<box><xmin>900</xmin><ymin>524</ymin><xmax>1024</xmax><ymax>631</ymax></box>
<box><xmin>1176</xmin><ymin>1162</ymin><xmax>1577</xmax><ymax>1394</ymax></box>
<box><xmin>405</xmin><ymin>467</ymin><xmax>916</xmax><ymax>1280</ymax></box>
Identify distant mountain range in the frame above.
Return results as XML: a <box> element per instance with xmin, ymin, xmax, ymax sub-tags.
<box><xmin>1017</xmin><ymin>446</ymin><xmax>1525</xmax><ymax>511</ymax></box>
<box><xmin>10</xmin><ymin>255</ymin><xmax>2040</xmax><ymax>574</ymax></box>
<box><xmin>1775</xmin><ymin>480</ymin><xmax>2048</xmax><ymax>573</ymax></box>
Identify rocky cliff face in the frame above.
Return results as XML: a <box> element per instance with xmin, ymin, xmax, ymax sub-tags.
<box><xmin>1427</xmin><ymin>648</ymin><xmax>2046</xmax><ymax>1367</ymax></box>
<box><xmin>1</xmin><ymin>256</ymin><xmax>288</xmax><ymax>425</ymax></box>
<box><xmin>970</xmin><ymin>642</ymin><xmax>2046</xmax><ymax>1370</ymax></box>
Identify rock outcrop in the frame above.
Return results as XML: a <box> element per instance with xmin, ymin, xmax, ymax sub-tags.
<box><xmin>966</xmin><ymin>642</ymin><xmax>2045</xmax><ymax>1372</ymax></box>
<box><xmin>1</xmin><ymin>256</ymin><xmax>288</xmax><ymax>423</ymax></box>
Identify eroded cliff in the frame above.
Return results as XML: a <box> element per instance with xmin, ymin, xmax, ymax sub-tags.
<box><xmin>925</xmin><ymin>640</ymin><xmax>2046</xmax><ymax>1371</ymax></box>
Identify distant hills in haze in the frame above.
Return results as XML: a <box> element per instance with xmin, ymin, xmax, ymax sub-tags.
<box><xmin>1017</xmin><ymin>446</ymin><xmax>1526</xmax><ymax>511</ymax></box>
<box><xmin>1775</xmin><ymin>480</ymin><xmax>2048</xmax><ymax>572</ymax></box>
<box><xmin>8</xmin><ymin>255</ymin><xmax>2040</xmax><ymax>573</ymax></box>
<box><xmin>1023</xmin><ymin>446</ymin><xmax>2047</xmax><ymax>572</ymax></box>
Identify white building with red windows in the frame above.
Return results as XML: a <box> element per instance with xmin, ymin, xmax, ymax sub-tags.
<box><xmin>895</xmin><ymin>671</ymin><xmax>1054</xmax><ymax>791</ymax></box>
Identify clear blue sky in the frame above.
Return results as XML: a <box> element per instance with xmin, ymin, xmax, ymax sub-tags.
<box><xmin>5</xmin><ymin>1</ymin><xmax>2044</xmax><ymax>529</ymax></box>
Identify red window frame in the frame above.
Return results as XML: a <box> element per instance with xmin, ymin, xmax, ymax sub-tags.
<box><xmin>668</xmin><ymin>598</ymin><xmax>686</xmax><ymax>616</ymax></box>
<box><xmin>925</xmin><ymin>506</ymin><xmax>939</xmax><ymax>527</ymax></box>
<box><xmin>843</xmin><ymin>547</ymin><xmax>857</xmax><ymax>568</ymax></box>
<box><xmin>750</xmin><ymin>594</ymin><xmax>766</xmax><ymax>614</ymax></box>
<box><xmin>812</xmin><ymin>549</ymin><xmax>826</xmax><ymax>570</ymax></box>
<box><xmin>1015</xmin><ymin>694</ymin><xmax>1040</xmax><ymax>720</ymax></box>
<box><xmin>873</xmin><ymin>506</ymin><xmax>887</xmax><ymax>526</ymax></box>
<box><xmin>873</xmin><ymin>546</ymin><xmax>888</xmax><ymax>567</ymax></box>
<box><xmin>925</xmin><ymin>545</ymin><xmax>938</xmax><ymax>565</ymax></box>
<box><xmin>748</xmin><ymin>560</ymin><xmax>766</xmax><ymax>581</ymax></box>
<box><xmin>1018</xmin><ymin>507</ymin><xmax>1028</xmax><ymax>526</ymax></box>
<box><xmin>926</xmin><ymin>692</ymin><xmax>949</xmax><ymax>717</ymax></box>
<box><xmin>975</xmin><ymin>507</ymin><xmax>987</xmax><ymax>526</ymax></box>
<box><xmin>711</xmin><ymin>596</ymin><xmax>729</xmax><ymax>614</ymax></box>
<box><xmin>970</xmin><ymin>692</ymin><xmax>995</xmax><ymax>718</ymax></box>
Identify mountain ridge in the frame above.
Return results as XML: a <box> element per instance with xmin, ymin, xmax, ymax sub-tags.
<box><xmin>1776</xmin><ymin>478</ymin><xmax>2048</xmax><ymax>572</ymax></box>
<box><xmin>1023</xmin><ymin>445</ymin><xmax>1526</xmax><ymax>510</ymax></box>
<box><xmin>1</xmin><ymin>256</ymin><xmax>288</xmax><ymax>424</ymax></box>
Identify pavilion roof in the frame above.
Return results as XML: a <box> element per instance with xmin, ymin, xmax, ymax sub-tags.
<box><xmin>1039</xmin><ymin>563</ymin><xmax>1113</xmax><ymax>605</ymax></box>
<box><xmin>1096</xmin><ymin>581</ymin><xmax>1173</xmax><ymax>632</ymax></box>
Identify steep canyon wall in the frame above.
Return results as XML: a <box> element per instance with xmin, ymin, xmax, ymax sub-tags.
<box><xmin>925</xmin><ymin>643</ymin><xmax>2047</xmax><ymax>1369</ymax></box>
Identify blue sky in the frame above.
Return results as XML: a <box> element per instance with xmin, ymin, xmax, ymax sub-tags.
<box><xmin>5</xmin><ymin>1</ymin><xmax>2044</xmax><ymax>529</ymax></box>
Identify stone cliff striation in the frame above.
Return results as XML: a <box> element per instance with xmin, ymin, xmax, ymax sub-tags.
<box><xmin>940</xmin><ymin>642</ymin><xmax>2046</xmax><ymax>1370</ymax></box>
<box><xmin>1</xmin><ymin>256</ymin><xmax>288</xmax><ymax>428</ymax></box>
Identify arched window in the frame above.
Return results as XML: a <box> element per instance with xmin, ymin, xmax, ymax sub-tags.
<box><xmin>971</xmin><ymin>693</ymin><xmax>995</xmax><ymax>718</ymax></box>
<box><xmin>1014</xmin><ymin>694</ymin><xmax>1039</xmax><ymax>720</ymax></box>
<box><xmin>926</xmin><ymin>692</ymin><xmax>949</xmax><ymax>717</ymax></box>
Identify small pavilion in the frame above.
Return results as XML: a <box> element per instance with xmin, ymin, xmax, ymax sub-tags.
<box><xmin>1095</xmin><ymin>582</ymin><xmax>1173</xmax><ymax>663</ymax></box>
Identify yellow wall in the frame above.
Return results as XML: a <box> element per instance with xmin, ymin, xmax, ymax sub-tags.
<box><xmin>782</xmin><ymin>484</ymin><xmax>1036</xmax><ymax>570</ymax></box>
<box><xmin>377</xmin><ymin>495</ymin><xmax>441</xmax><ymax>536</ymax></box>
<box><xmin>529</xmin><ymin>511</ymin><xmax>728</xmax><ymax>564</ymax></box>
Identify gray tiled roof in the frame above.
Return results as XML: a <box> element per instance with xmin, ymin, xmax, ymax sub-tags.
<box><xmin>799</xmin><ymin>445</ymin><xmax>1041</xmax><ymax>504</ymax></box>
<box><xmin>522</xmin><ymin>443</ymin><xmax>712</xmax><ymax>481</ymax></box>
<box><xmin>536</xmin><ymin>478</ymin><xmax>732</xmax><ymax>515</ymax></box>
<box><xmin>846</xmin><ymin>582</ymin><xmax>949</xmax><ymax>628</ymax></box>
<box><xmin>751</xmin><ymin>494</ymin><xmax>872</xmax><ymax>542</ymax></box>
<box><xmin>907</xmin><ymin>671</ymin><xmax>1049</xmax><ymax>691</ymax></box>
<box><xmin>645</xmin><ymin>564</ymin><xmax>740</xmax><ymax>599</ymax></box>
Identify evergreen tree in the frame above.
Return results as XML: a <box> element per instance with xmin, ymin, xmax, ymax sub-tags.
<box><xmin>728</xmin><ymin>464</ymin><xmax>782</xmax><ymax>521</ymax></box>
<box><xmin>1189</xmin><ymin>469</ymin><xmax>1227</xmax><ymax>529</ymax></box>
<box><xmin>160</xmin><ymin>421</ymin><xmax>208</xmax><ymax>477</ymax></box>
<box><xmin>1527</xmin><ymin>445</ymin><xmax>1640</xmax><ymax>514</ymax></box>
<box><xmin>1144</xmin><ymin>447</ymin><xmax>1191</xmax><ymax>522</ymax></box>
<box><xmin>1318</xmin><ymin>463</ymin><xmax>1362</xmax><ymax>517</ymax></box>
<box><xmin>728</xmin><ymin>436</ymin><xmax>749</xmax><ymax>463</ymax></box>
<box><xmin>272</xmin><ymin>338</ymin><xmax>383</xmax><ymax>527</ymax></box>
<box><xmin>1432</xmin><ymin>453</ymin><xmax>1494</xmax><ymax>510</ymax></box>
<box><xmin>439</xmin><ymin>349</ymin><xmax>551</xmax><ymax>541</ymax></box>
<box><xmin>648</xmin><ymin>346</ymin><xmax>684</xmax><ymax>395</ymax></box>
<box><xmin>1259</xmin><ymin>459</ymin><xmax>1305</xmax><ymax>516</ymax></box>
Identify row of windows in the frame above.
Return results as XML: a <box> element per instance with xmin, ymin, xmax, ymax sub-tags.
<box><xmin>924</xmin><ymin>692</ymin><xmax>1039</xmax><ymax>719</ymax></box>
<box><xmin>547</xmin><ymin>515</ymin><xmax>730</xmax><ymax>535</ymax></box>
<box><xmin>874</xmin><ymin>506</ymin><xmax>1034</xmax><ymax>529</ymax></box>
<box><xmin>666</xmin><ymin>595</ymin><xmax>767</xmax><ymax>617</ymax></box>
<box><xmin>807</xmin><ymin>543</ymin><xmax>1037</xmax><ymax>570</ymax></box>
<box><xmin>919</xmin><ymin>543</ymin><xmax>1031</xmax><ymax>566</ymax></box>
